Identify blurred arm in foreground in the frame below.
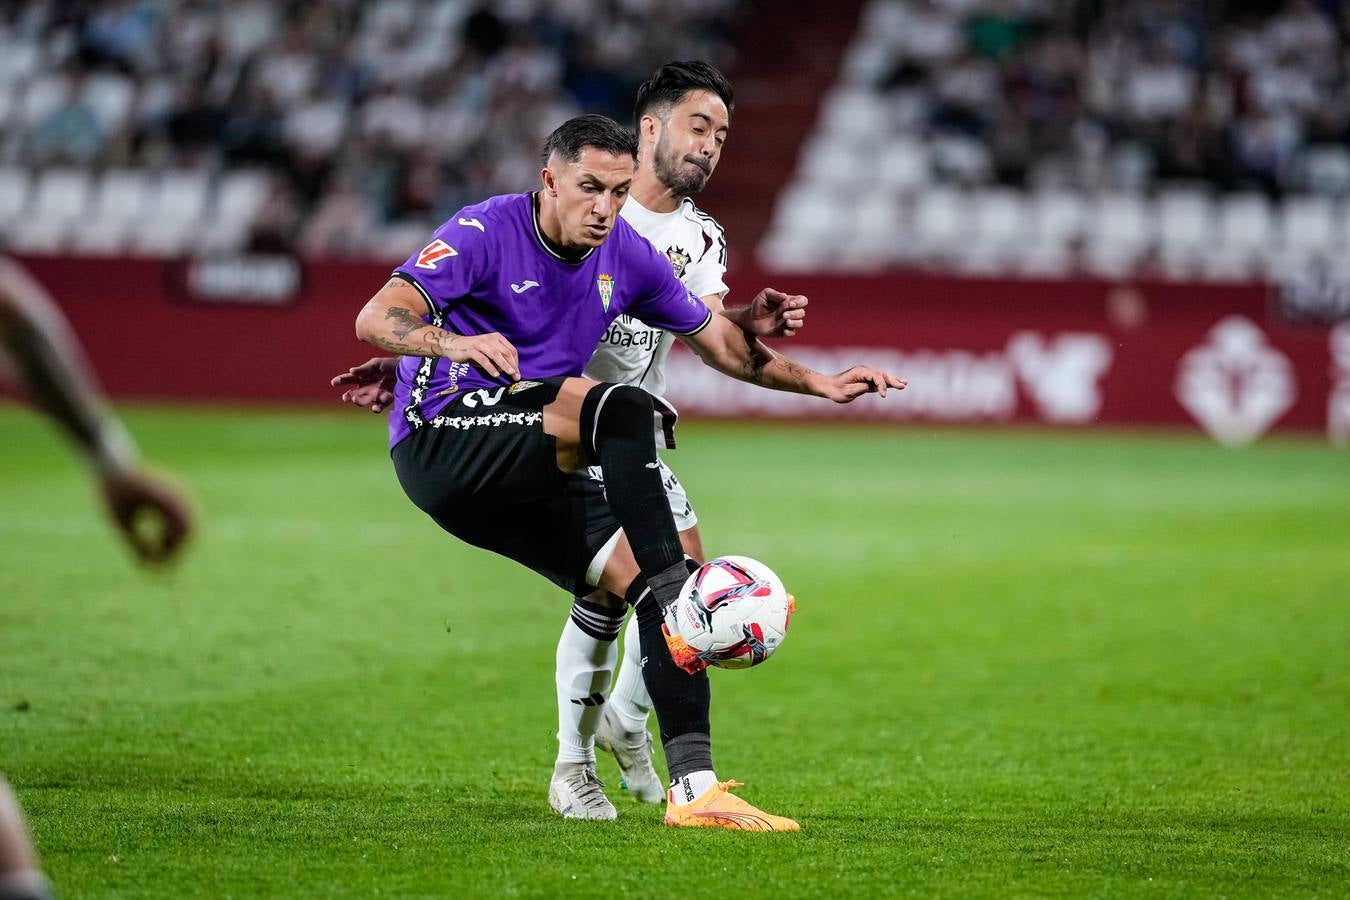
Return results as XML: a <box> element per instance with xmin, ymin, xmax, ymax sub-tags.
<box><xmin>0</xmin><ymin>258</ymin><xmax>192</xmax><ymax>565</ymax></box>
<box><xmin>0</xmin><ymin>775</ymin><xmax>50</xmax><ymax>900</ymax></box>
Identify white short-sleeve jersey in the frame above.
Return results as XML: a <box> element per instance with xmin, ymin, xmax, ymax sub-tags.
<box><xmin>583</xmin><ymin>195</ymin><xmax>729</xmax><ymax>409</ymax></box>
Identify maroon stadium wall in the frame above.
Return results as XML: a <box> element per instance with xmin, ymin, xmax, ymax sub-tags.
<box><xmin>16</xmin><ymin>256</ymin><xmax>1347</xmax><ymax>445</ymax></box>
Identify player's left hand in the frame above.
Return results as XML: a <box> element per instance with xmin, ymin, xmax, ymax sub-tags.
<box><xmin>99</xmin><ymin>468</ymin><xmax>193</xmax><ymax>565</ymax></box>
<box><xmin>744</xmin><ymin>287</ymin><xmax>807</xmax><ymax>339</ymax></box>
<box><xmin>815</xmin><ymin>366</ymin><xmax>907</xmax><ymax>404</ymax></box>
<box><xmin>331</xmin><ymin>357</ymin><xmax>398</xmax><ymax>413</ymax></box>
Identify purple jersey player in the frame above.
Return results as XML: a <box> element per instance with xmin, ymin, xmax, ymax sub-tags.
<box><xmin>386</xmin><ymin>191</ymin><xmax>710</xmax><ymax>449</ymax></box>
<box><xmin>352</xmin><ymin>114</ymin><xmax>905</xmax><ymax>831</ymax></box>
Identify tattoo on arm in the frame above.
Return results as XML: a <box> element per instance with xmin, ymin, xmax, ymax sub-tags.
<box><xmin>384</xmin><ymin>306</ymin><xmax>427</xmax><ymax>341</ymax></box>
<box><xmin>738</xmin><ymin>333</ymin><xmax>814</xmax><ymax>392</ymax></box>
<box><xmin>371</xmin><ymin>306</ymin><xmax>462</xmax><ymax>358</ymax></box>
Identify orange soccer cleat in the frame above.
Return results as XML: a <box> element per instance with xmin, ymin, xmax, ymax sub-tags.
<box><xmin>663</xmin><ymin>780</ymin><xmax>800</xmax><ymax>831</ymax></box>
<box><xmin>661</xmin><ymin>624</ymin><xmax>708</xmax><ymax>675</ymax></box>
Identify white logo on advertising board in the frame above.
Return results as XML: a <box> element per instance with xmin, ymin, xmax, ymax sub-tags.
<box><xmin>1175</xmin><ymin>317</ymin><xmax>1296</xmax><ymax>446</ymax></box>
<box><xmin>1007</xmin><ymin>332</ymin><xmax>1114</xmax><ymax>423</ymax></box>
<box><xmin>1328</xmin><ymin>322</ymin><xmax>1350</xmax><ymax>447</ymax></box>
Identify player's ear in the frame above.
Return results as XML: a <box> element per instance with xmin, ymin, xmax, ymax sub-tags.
<box><xmin>540</xmin><ymin>165</ymin><xmax>557</xmax><ymax>197</ymax></box>
<box><xmin>640</xmin><ymin>114</ymin><xmax>660</xmax><ymax>145</ymax></box>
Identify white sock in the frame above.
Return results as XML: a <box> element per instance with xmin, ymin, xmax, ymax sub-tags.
<box><xmin>670</xmin><ymin>769</ymin><xmax>718</xmax><ymax>804</ymax></box>
<box><xmin>555</xmin><ymin>597</ymin><xmax>623</xmax><ymax>766</ymax></box>
<box><xmin>610</xmin><ymin>610</ymin><xmax>654</xmax><ymax>735</ymax></box>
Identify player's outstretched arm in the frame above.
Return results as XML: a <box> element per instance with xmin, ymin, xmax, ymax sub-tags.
<box><xmin>331</xmin><ymin>356</ymin><xmax>398</xmax><ymax>413</ymax></box>
<box><xmin>0</xmin><ymin>258</ymin><xmax>193</xmax><ymax>565</ymax></box>
<box><xmin>682</xmin><ymin>314</ymin><xmax>905</xmax><ymax>403</ymax></box>
<box><xmin>355</xmin><ymin>278</ymin><xmax>520</xmax><ymax>380</ymax></box>
<box><xmin>719</xmin><ymin>287</ymin><xmax>807</xmax><ymax>339</ymax></box>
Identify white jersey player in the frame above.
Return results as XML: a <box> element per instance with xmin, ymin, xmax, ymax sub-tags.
<box><xmin>582</xmin><ymin>193</ymin><xmax>729</xmax><ymax>531</ymax></box>
<box><xmin>548</xmin><ymin>63</ymin><xmax>806</xmax><ymax>821</ymax></box>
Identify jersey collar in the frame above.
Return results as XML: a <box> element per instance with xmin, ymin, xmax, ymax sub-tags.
<box><xmin>531</xmin><ymin>192</ymin><xmax>596</xmax><ymax>264</ymax></box>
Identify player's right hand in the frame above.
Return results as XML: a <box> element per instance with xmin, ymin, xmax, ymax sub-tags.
<box><xmin>448</xmin><ymin>332</ymin><xmax>520</xmax><ymax>381</ymax></box>
<box><xmin>662</xmin><ymin>624</ymin><xmax>709</xmax><ymax>675</ymax></box>
<box><xmin>331</xmin><ymin>357</ymin><xmax>397</xmax><ymax>413</ymax></box>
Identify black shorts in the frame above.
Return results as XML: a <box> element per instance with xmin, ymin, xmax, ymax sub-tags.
<box><xmin>391</xmin><ymin>376</ymin><xmax>619</xmax><ymax>596</ymax></box>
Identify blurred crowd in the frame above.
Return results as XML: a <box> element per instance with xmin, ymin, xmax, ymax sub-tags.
<box><xmin>0</xmin><ymin>0</ymin><xmax>738</xmax><ymax>255</ymax></box>
<box><xmin>857</xmin><ymin>0</ymin><xmax>1350</xmax><ymax>196</ymax></box>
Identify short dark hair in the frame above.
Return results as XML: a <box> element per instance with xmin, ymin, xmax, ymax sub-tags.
<box><xmin>633</xmin><ymin>60</ymin><xmax>734</xmax><ymax>129</ymax></box>
<box><xmin>541</xmin><ymin>114</ymin><xmax>638</xmax><ymax>166</ymax></box>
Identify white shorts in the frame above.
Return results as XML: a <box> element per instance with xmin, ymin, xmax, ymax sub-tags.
<box><xmin>586</xmin><ymin>457</ymin><xmax>698</xmax><ymax>532</ymax></box>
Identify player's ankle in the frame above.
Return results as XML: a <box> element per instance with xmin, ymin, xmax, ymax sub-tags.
<box><xmin>608</xmin><ymin>702</ymin><xmax>648</xmax><ymax>737</ymax></box>
<box><xmin>554</xmin><ymin>745</ymin><xmax>596</xmax><ymax>772</ymax></box>
<box><xmin>669</xmin><ymin>769</ymin><xmax>718</xmax><ymax>803</ymax></box>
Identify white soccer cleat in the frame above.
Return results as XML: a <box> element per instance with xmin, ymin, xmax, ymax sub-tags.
<box><xmin>548</xmin><ymin>763</ymin><xmax>618</xmax><ymax>821</ymax></box>
<box><xmin>595</xmin><ymin>706</ymin><xmax>664</xmax><ymax>804</ymax></box>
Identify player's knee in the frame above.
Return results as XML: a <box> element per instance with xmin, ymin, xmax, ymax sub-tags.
<box><xmin>580</xmin><ymin>383</ymin><xmax>655</xmax><ymax>462</ymax></box>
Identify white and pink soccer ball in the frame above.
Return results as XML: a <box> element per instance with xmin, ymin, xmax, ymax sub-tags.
<box><xmin>670</xmin><ymin>555</ymin><xmax>795</xmax><ymax>669</ymax></box>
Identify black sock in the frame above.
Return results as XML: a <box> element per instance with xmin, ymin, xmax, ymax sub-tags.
<box><xmin>581</xmin><ymin>384</ymin><xmax>684</xmax><ymax>597</ymax></box>
<box><xmin>627</xmin><ymin>580</ymin><xmax>711</xmax><ymax>780</ymax></box>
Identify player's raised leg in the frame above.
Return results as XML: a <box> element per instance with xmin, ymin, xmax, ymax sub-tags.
<box><xmin>596</xmin><ymin>522</ymin><xmax>703</xmax><ymax>804</ymax></box>
<box><xmin>558</xmin><ymin>382</ymin><xmax>796</xmax><ymax>831</ymax></box>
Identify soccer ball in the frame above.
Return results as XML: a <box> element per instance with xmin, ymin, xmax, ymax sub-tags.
<box><xmin>670</xmin><ymin>556</ymin><xmax>795</xmax><ymax>669</ymax></box>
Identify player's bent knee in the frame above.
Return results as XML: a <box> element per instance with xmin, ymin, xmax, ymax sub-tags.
<box><xmin>579</xmin><ymin>383</ymin><xmax>656</xmax><ymax>464</ymax></box>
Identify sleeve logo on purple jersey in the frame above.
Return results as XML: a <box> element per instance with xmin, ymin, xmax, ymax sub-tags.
<box><xmin>415</xmin><ymin>239</ymin><xmax>458</xmax><ymax>269</ymax></box>
<box><xmin>597</xmin><ymin>273</ymin><xmax>615</xmax><ymax>313</ymax></box>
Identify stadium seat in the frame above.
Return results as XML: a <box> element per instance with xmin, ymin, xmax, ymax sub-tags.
<box><xmin>1303</xmin><ymin>145</ymin><xmax>1350</xmax><ymax>196</ymax></box>
<box><xmin>768</xmin><ymin>184</ymin><xmax>839</xmax><ymax>250</ymax></box>
<box><xmin>971</xmin><ymin>189</ymin><xmax>1026</xmax><ymax>253</ymax></box>
<box><xmin>31</xmin><ymin>169</ymin><xmax>92</xmax><ymax>227</ymax></box>
<box><xmin>818</xmin><ymin>88</ymin><xmax>888</xmax><ymax>143</ymax></box>
<box><xmin>1030</xmin><ymin>190</ymin><xmax>1087</xmax><ymax>250</ymax></box>
<box><xmin>90</xmin><ymin>169</ymin><xmax>150</xmax><ymax>224</ymax></box>
<box><xmin>81</xmin><ymin>74</ymin><xmax>136</xmax><ymax>134</ymax></box>
<box><xmin>149</xmin><ymin>170</ymin><xmax>211</xmax><ymax>226</ymax></box>
<box><xmin>1198</xmin><ymin>246</ymin><xmax>1257</xmax><ymax>282</ymax></box>
<box><xmin>1016</xmin><ymin>242</ymin><xmax>1074</xmax><ymax>278</ymax></box>
<box><xmin>1215</xmin><ymin>193</ymin><xmax>1272</xmax><ymax>258</ymax></box>
<box><xmin>0</xmin><ymin>166</ymin><xmax>31</xmax><ymax>227</ymax></box>
<box><xmin>1155</xmin><ymin>188</ymin><xmax>1213</xmax><ymax>252</ymax></box>
<box><xmin>215</xmin><ymin>169</ymin><xmax>273</xmax><ymax>229</ymax></box>
<box><xmin>1278</xmin><ymin>195</ymin><xmax>1336</xmax><ymax>255</ymax></box>
<box><xmin>844</xmin><ymin>192</ymin><xmax>905</xmax><ymax>268</ymax></box>
<box><xmin>797</xmin><ymin>134</ymin><xmax>875</xmax><ymax>192</ymax></box>
<box><xmin>876</xmin><ymin>137</ymin><xmax>932</xmax><ymax>195</ymax></box>
<box><xmin>1087</xmin><ymin>193</ymin><xmax>1150</xmax><ymax>256</ymax></box>
<box><xmin>129</xmin><ymin>217</ymin><xmax>193</xmax><ymax>257</ymax></box>
<box><xmin>913</xmin><ymin>188</ymin><xmax>967</xmax><ymax>261</ymax></box>
<box><xmin>6</xmin><ymin>218</ymin><xmax>69</xmax><ymax>254</ymax></box>
<box><xmin>18</xmin><ymin>74</ymin><xmax>68</xmax><ymax>127</ymax></box>
<box><xmin>0</xmin><ymin>39</ymin><xmax>39</xmax><ymax>85</ymax></box>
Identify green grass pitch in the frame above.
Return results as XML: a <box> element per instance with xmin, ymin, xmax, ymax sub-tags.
<box><xmin>1</xmin><ymin>405</ymin><xmax>1347</xmax><ymax>898</ymax></box>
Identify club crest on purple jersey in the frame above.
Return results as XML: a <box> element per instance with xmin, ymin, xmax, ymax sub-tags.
<box><xmin>597</xmin><ymin>273</ymin><xmax>614</xmax><ymax>312</ymax></box>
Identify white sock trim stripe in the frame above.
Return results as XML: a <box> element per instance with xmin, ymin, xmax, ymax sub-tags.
<box><xmin>569</xmin><ymin>616</ymin><xmax>621</xmax><ymax>641</ymax></box>
<box><xmin>569</xmin><ymin>602</ymin><xmax>624</xmax><ymax>628</ymax></box>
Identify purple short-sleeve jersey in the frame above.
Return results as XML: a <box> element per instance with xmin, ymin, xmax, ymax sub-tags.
<box><xmin>386</xmin><ymin>192</ymin><xmax>712</xmax><ymax>448</ymax></box>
